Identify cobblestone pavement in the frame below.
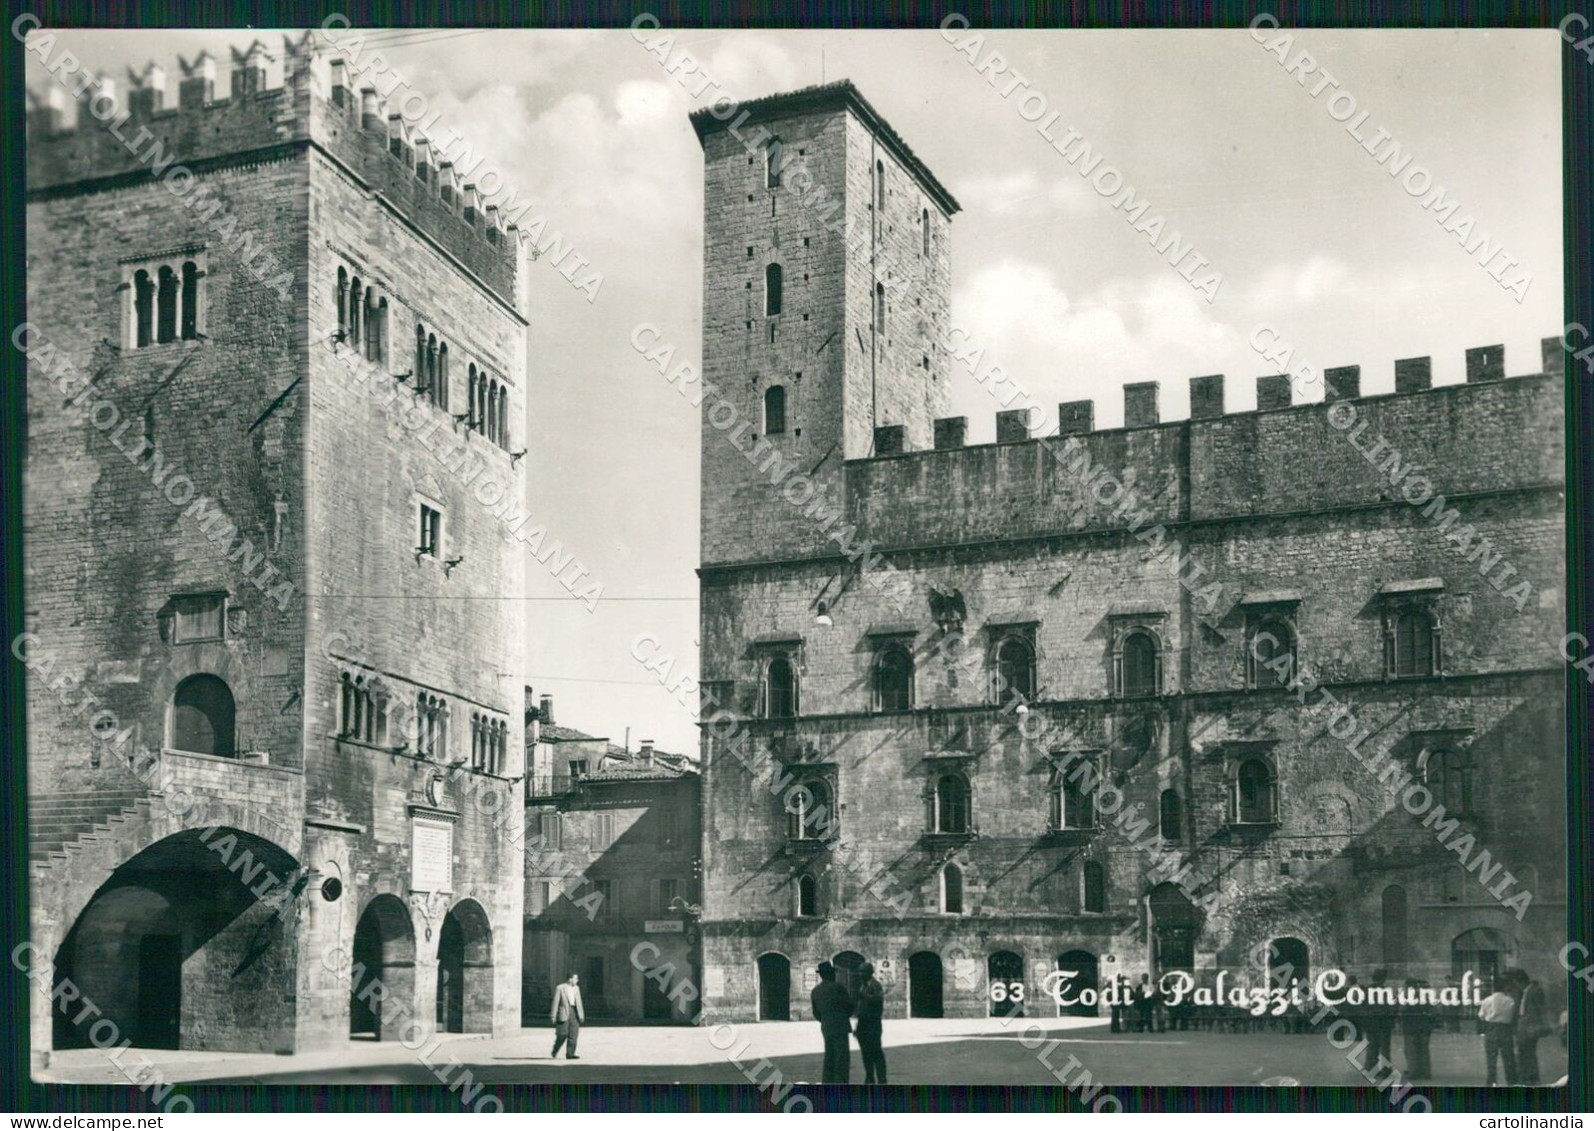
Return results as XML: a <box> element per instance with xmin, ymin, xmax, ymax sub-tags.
<box><xmin>39</xmin><ymin>1018</ymin><xmax>1570</xmax><ymax>1092</ymax></box>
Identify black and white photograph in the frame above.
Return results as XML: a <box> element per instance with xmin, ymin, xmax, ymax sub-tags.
<box><xmin>4</xmin><ymin>8</ymin><xmax>1591</xmax><ymax>1118</ymax></box>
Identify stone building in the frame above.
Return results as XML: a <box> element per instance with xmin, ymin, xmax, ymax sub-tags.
<box><xmin>690</xmin><ymin>82</ymin><xmax>1565</xmax><ymax>1021</ymax></box>
<box><xmin>24</xmin><ymin>37</ymin><xmax>529</xmax><ymax>1064</ymax></box>
<box><xmin>524</xmin><ymin>713</ymin><xmax>701</xmax><ymax>1025</ymax></box>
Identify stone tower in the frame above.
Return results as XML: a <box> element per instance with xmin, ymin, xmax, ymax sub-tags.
<box><xmin>691</xmin><ymin>82</ymin><xmax>960</xmax><ymax>568</ymax></box>
<box><xmin>24</xmin><ymin>34</ymin><xmax>528</xmax><ymax>1064</ymax></box>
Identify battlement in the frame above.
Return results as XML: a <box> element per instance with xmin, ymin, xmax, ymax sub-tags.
<box><xmin>26</xmin><ymin>33</ymin><xmax>520</xmax><ymax>306</ymax></box>
<box><xmin>843</xmin><ymin>338</ymin><xmax>1565</xmax><ymax>550</ymax></box>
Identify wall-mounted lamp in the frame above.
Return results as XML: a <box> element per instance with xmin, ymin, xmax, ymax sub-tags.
<box><xmin>509</xmin><ymin>450</ymin><xmax>526</xmax><ymax>467</ymax></box>
<box><xmin>814</xmin><ymin>600</ymin><xmax>833</xmax><ymax>627</ymax></box>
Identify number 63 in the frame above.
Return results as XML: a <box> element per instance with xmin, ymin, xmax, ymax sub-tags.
<box><xmin>990</xmin><ymin>980</ymin><xmax>1025</xmax><ymax>1002</ymax></box>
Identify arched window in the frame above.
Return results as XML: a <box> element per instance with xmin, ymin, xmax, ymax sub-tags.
<box><xmin>365</xmin><ymin>289</ymin><xmax>380</xmax><ymax>361</ymax></box>
<box><xmin>1249</xmin><ymin>617</ymin><xmax>1295</xmax><ymax>688</ymax></box>
<box><xmin>415</xmin><ymin>324</ymin><xmax>426</xmax><ymax>383</ymax></box>
<box><xmin>788</xmin><ymin>778</ymin><xmax>832</xmax><ymax>840</ymax></box>
<box><xmin>873</xmin><ymin>645</ymin><xmax>913</xmax><ymax>713</ymax></box>
<box><xmin>337</xmin><ymin>267</ymin><xmax>349</xmax><ymax>339</ymax></box>
<box><xmin>874</xmin><ymin>282</ymin><xmax>886</xmax><ymax>334</ymax></box>
<box><xmin>935</xmin><ymin>773</ymin><xmax>970</xmax><ymax>834</ymax></box>
<box><xmin>1392</xmin><ymin>609</ymin><xmax>1436</xmax><ymax>677</ymax></box>
<box><xmin>436</xmin><ymin>342</ymin><xmax>448</xmax><ymax>408</ymax></box>
<box><xmin>425</xmin><ymin>335</ymin><xmax>438</xmax><ymax>400</ymax></box>
<box><xmin>941</xmin><ymin>862</ymin><xmax>964</xmax><ymax>914</ymax></box>
<box><xmin>922</xmin><ymin>208</ymin><xmax>930</xmax><ymax>256</ymax></box>
<box><xmin>765</xmin><ymin>136</ymin><xmax>782</xmax><ymax>189</ymax></box>
<box><xmin>1081</xmin><ymin>861</ymin><xmax>1106</xmax><ymax>913</ymax></box>
<box><xmin>372</xmin><ymin>301</ymin><xmax>388</xmax><ymax>367</ymax></box>
<box><xmin>498</xmin><ymin>386</ymin><xmax>509</xmax><ymax>447</ymax></box>
<box><xmin>1425</xmin><ymin>747</ymin><xmax>1473</xmax><ymax>816</ymax></box>
<box><xmin>171</xmin><ymin>674</ymin><xmax>236</xmax><ymax>757</ymax></box>
<box><xmin>875</xmin><ymin>159</ymin><xmax>885</xmax><ymax>209</ymax></box>
<box><xmin>467</xmin><ymin>366</ymin><xmax>478</xmax><ymax>428</ymax></box>
<box><xmin>765</xmin><ymin>656</ymin><xmax>797</xmax><ymax>720</ymax></box>
<box><xmin>1159</xmin><ymin>788</ymin><xmax>1182</xmax><ymax>841</ymax></box>
<box><xmin>1121</xmin><ymin>630</ymin><xmax>1160</xmax><ymax>698</ymax></box>
<box><xmin>156</xmin><ymin>265</ymin><xmax>179</xmax><ymax>344</ymax></box>
<box><xmin>476</xmin><ymin>371</ymin><xmax>488</xmax><ymax>434</ymax></box>
<box><xmin>765</xmin><ymin>263</ymin><xmax>782</xmax><ymax>316</ymax></box>
<box><xmin>797</xmin><ymin>874</ymin><xmax>818</xmax><ymax>918</ymax></box>
<box><xmin>763</xmin><ymin>385</ymin><xmax>786</xmax><ymax>435</ymax></box>
<box><xmin>993</xmin><ymin>635</ymin><xmax>1035</xmax><ymax>702</ymax></box>
<box><xmin>181</xmin><ymin>261</ymin><xmax>199</xmax><ymax>340</ymax></box>
<box><xmin>133</xmin><ymin>270</ymin><xmax>154</xmax><ymax>347</ymax></box>
<box><xmin>487</xmin><ymin>380</ymin><xmax>499</xmax><ymax>444</ymax></box>
<box><xmin>1234</xmin><ymin>758</ymin><xmax>1277</xmax><ymax>825</ymax></box>
<box><xmin>348</xmin><ymin>278</ymin><xmax>362</xmax><ymax>350</ymax></box>
<box><xmin>1381</xmin><ymin>884</ymin><xmax>1408</xmax><ymax>966</ymax></box>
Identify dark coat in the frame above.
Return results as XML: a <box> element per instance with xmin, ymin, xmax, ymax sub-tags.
<box><xmin>811</xmin><ymin>980</ymin><xmax>855</xmax><ymax>1037</ymax></box>
<box><xmin>855</xmin><ymin>978</ymin><xmax>885</xmax><ymax>1034</ymax></box>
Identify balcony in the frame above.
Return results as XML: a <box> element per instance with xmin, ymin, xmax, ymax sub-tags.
<box><xmin>525</xmin><ymin>773</ymin><xmax>581</xmax><ymax>802</ymax></box>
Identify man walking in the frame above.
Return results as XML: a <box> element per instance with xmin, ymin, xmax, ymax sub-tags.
<box><xmin>550</xmin><ymin>972</ymin><xmax>584</xmax><ymax>1060</ymax></box>
<box><xmin>1478</xmin><ymin>974</ymin><xmax>1518</xmax><ymax>1086</ymax></box>
<box><xmin>854</xmin><ymin>962</ymin><xmax>888</xmax><ymax>1085</ymax></box>
<box><xmin>1513</xmin><ymin>969</ymin><xmax>1548</xmax><ymax>1085</ymax></box>
<box><xmin>810</xmin><ymin>961</ymin><xmax>855</xmax><ymax>1084</ymax></box>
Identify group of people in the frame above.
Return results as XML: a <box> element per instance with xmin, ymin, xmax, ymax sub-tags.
<box><xmin>809</xmin><ymin>960</ymin><xmax>888</xmax><ymax>1084</ymax></box>
<box><xmin>1476</xmin><ymin>968</ymin><xmax>1553</xmax><ymax>1086</ymax></box>
<box><xmin>1102</xmin><ymin>967</ymin><xmax>1554</xmax><ymax>1086</ymax></box>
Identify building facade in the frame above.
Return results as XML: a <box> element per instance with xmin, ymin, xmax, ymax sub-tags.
<box><xmin>524</xmin><ymin>715</ymin><xmax>701</xmax><ymax>1025</ymax></box>
<box><xmin>691</xmin><ymin>82</ymin><xmax>1565</xmax><ymax>1021</ymax></box>
<box><xmin>24</xmin><ymin>38</ymin><xmax>529</xmax><ymax>1064</ymax></box>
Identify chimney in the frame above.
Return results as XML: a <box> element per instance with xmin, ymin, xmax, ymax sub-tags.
<box><xmin>1325</xmin><ymin>365</ymin><xmax>1360</xmax><ymax>401</ymax></box>
<box><xmin>1255</xmin><ymin>374</ymin><xmax>1292</xmax><ymax>412</ymax></box>
<box><xmin>1394</xmin><ymin>356</ymin><xmax>1432</xmax><ymax>393</ymax></box>
<box><xmin>127</xmin><ymin>62</ymin><xmax>165</xmax><ymax>118</ymax></box>
<box><xmin>230</xmin><ymin>40</ymin><xmax>272</xmax><ymax>99</ymax></box>
<box><xmin>1188</xmin><ymin>374</ymin><xmax>1224</xmax><ymax>420</ymax></box>
<box><xmin>1465</xmin><ymin>344</ymin><xmax>1504</xmax><ymax>383</ymax></box>
<box><xmin>360</xmin><ymin>87</ymin><xmax>381</xmax><ymax>131</ymax></box>
<box><xmin>1124</xmin><ymin>381</ymin><xmax>1159</xmax><ymax>428</ymax></box>
<box><xmin>995</xmin><ymin>408</ymin><xmax>1029</xmax><ymax>443</ymax></box>
<box><xmin>539</xmin><ymin>694</ymin><xmax>554</xmax><ymax>727</ymax></box>
<box><xmin>933</xmin><ymin>416</ymin><xmax>967</xmax><ymax>450</ymax></box>
<box><xmin>1542</xmin><ymin>336</ymin><xmax>1565</xmax><ymax>376</ymax></box>
<box><xmin>178</xmin><ymin>51</ymin><xmax>216</xmax><ymax>109</ymax></box>
<box><xmin>1058</xmin><ymin>400</ymin><xmax>1094</xmax><ymax>435</ymax></box>
<box><xmin>639</xmin><ymin>740</ymin><xmax>654</xmax><ymax>765</ymax></box>
<box><xmin>328</xmin><ymin>58</ymin><xmax>349</xmax><ymax>109</ymax></box>
<box><xmin>873</xmin><ymin>424</ymin><xmax>905</xmax><ymax>455</ymax></box>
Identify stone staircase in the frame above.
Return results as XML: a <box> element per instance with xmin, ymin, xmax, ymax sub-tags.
<box><xmin>29</xmin><ymin>790</ymin><xmax>153</xmax><ymax>870</ymax></box>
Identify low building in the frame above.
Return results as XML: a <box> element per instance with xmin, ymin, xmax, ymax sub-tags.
<box><xmin>524</xmin><ymin>699</ymin><xmax>701</xmax><ymax>1024</ymax></box>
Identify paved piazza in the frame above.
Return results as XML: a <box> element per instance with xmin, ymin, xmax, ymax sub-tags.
<box><xmin>39</xmin><ymin>1018</ymin><xmax>1570</xmax><ymax>1091</ymax></box>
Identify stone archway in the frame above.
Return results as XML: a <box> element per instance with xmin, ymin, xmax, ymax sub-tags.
<box><xmin>350</xmin><ymin>895</ymin><xmax>416</xmax><ymax>1040</ymax></box>
<box><xmin>52</xmin><ymin>826</ymin><xmax>300</xmax><ymax>1054</ymax></box>
<box><xmin>437</xmin><ymin>898</ymin><xmax>493</xmax><ymax>1034</ymax></box>
<box><xmin>757</xmin><ymin>952</ymin><xmax>791</xmax><ymax>1021</ymax></box>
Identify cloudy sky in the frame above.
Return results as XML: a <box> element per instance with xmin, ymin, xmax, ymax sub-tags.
<box><xmin>30</xmin><ymin>26</ymin><xmax>1561</xmax><ymax>754</ymax></box>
